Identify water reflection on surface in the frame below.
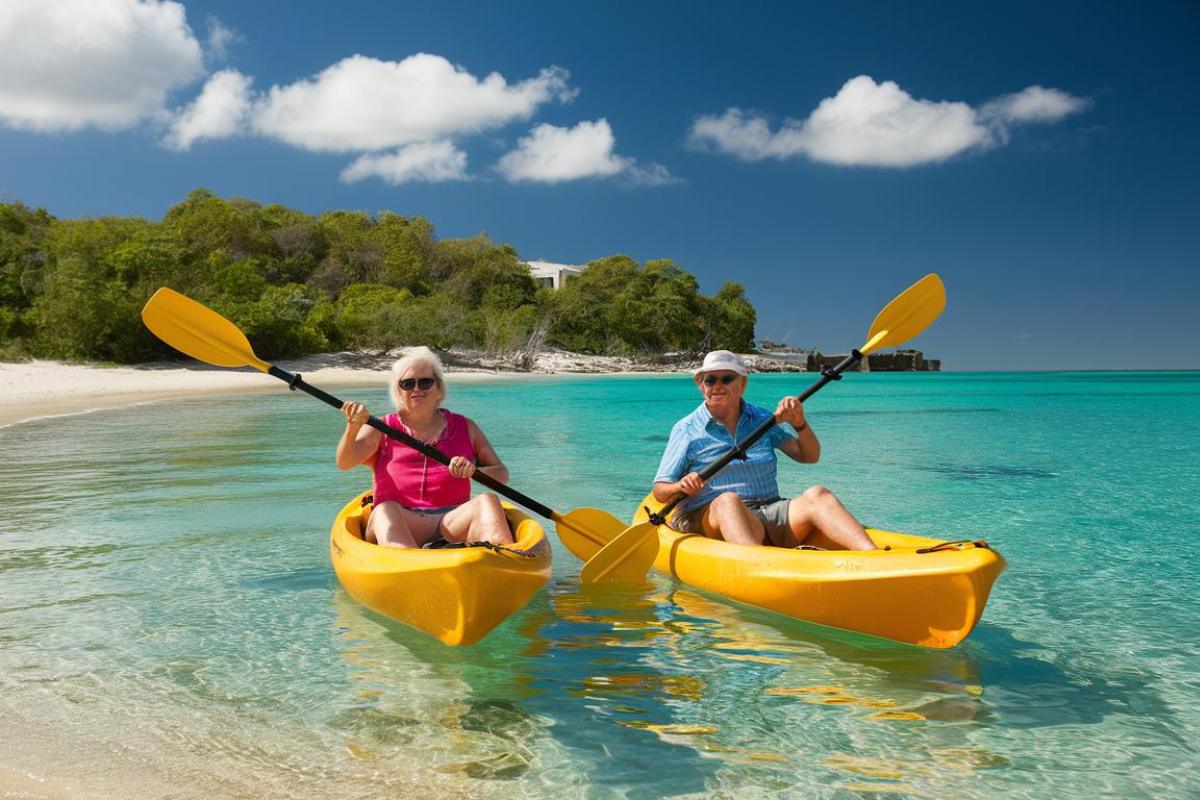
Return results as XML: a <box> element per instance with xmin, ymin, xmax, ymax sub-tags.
<box><xmin>330</xmin><ymin>593</ymin><xmax>553</xmax><ymax>783</ymax></box>
<box><xmin>3</xmin><ymin>374</ymin><xmax>1198</xmax><ymax>798</ymax></box>
<box><xmin>496</xmin><ymin>577</ymin><xmax>1012</xmax><ymax>797</ymax></box>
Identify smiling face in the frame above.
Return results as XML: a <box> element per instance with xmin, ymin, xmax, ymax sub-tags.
<box><xmin>696</xmin><ymin>370</ymin><xmax>747</xmax><ymax>417</ymax></box>
<box><xmin>397</xmin><ymin>363</ymin><xmax>444</xmax><ymax>416</ymax></box>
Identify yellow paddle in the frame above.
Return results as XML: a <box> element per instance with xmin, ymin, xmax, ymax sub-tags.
<box><xmin>578</xmin><ymin>273</ymin><xmax>947</xmax><ymax>583</ymax></box>
<box><xmin>140</xmin><ymin>287</ymin><xmax>627</xmax><ymax>558</ymax></box>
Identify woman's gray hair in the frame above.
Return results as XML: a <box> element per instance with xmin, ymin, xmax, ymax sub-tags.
<box><xmin>388</xmin><ymin>346</ymin><xmax>447</xmax><ymax>409</ymax></box>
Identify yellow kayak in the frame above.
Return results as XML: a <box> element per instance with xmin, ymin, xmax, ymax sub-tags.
<box><xmin>329</xmin><ymin>493</ymin><xmax>552</xmax><ymax>646</ymax></box>
<box><xmin>571</xmin><ymin>493</ymin><xmax>1005</xmax><ymax>648</ymax></box>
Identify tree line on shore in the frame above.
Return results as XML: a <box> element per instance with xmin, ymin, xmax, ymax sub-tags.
<box><xmin>0</xmin><ymin>189</ymin><xmax>756</xmax><ymax>364</ymax></box>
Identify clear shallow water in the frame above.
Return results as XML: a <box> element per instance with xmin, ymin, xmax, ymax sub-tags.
<box><xmin>1</xmin><ymin>372</ymin><xmax>1198</xmax><ymax>798</ymax></box>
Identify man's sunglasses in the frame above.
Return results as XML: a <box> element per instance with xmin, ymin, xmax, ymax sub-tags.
<box><xmin>398</xmin><ymin>377</ymin><xmax>437</xmax><ymax>391</ymax></box>
<box><xmin>702</xmin><ymin>374</ymin><xmax>739</xmax><ymax>386</ymax></box>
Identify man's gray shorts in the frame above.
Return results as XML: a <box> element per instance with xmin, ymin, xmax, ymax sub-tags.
<box><xmin>668</xmin><ymin>496</ymin><xmax>795</xmax><ymax>546</ymax></box>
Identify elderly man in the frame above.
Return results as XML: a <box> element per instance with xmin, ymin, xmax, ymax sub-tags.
<box><xmin>652</xmin><ymin>350</ymin><xmax>876</xmax><ymax>550</ymax></box>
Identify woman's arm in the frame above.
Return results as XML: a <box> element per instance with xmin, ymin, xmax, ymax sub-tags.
<box><xmin>466</xmin><ymin>419</ymin><xmax>510</xmax><ymax>484</ymax></box>
<box><xmin>336</xmin><ymin>401</ymin><xmax>382</xmax><ymax>470</ymax></box>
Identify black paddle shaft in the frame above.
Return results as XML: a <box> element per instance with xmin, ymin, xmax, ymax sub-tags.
<box><xmin>651</xmin><ymin>350</ymin><xmax>863</xmax><ymax>524</ymax></box>
<box><xmin>267</xmin><ymin>365</ymin><xmax>558</xmax><ymax>520</ymax></box>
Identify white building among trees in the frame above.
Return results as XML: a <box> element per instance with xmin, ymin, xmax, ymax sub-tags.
<box><xmin>526</xmin><ymin>260</ymin><xmax>583</xmax><ymax>290</ymax></box>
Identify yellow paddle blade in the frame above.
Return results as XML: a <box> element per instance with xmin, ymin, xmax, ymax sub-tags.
<box><xmin>579</xmin><ymin>523</ymin><xmax>659</xmax><ymax>584</ymax></box>
<box><xmin>552</xmin><ymin>507</ymin><xmax>626</xmax><ymax>561</ymax></box>
<box><xmin>860</xmin><ymin>273</ymin><xmax>946</xmax><ymax>354</ymax></box>
<box><xmin>141</xmin><ymin>287</ymin><xmax>270</xmax><ymax>372</ymax></box>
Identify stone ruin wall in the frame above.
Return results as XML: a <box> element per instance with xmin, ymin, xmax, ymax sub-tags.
<box><xmin>804</xmin><ymin>349</ymin><xmax>940</xmax><ymax>372</ymax></box>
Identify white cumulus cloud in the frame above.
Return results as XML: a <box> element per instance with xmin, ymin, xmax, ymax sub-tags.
<box><xmin>688</xmin><ymin>75</ymin><xmax>1089</xmax><ymax>168</ymax></box>
<box><xmin>0</xmin><ymin>5</ymin><xmax>674</xmax><ymax>191</ymax></box>
<box><xmin>204</xmin><ymin>16</ymin><xmax>240</xmax><ymax>63</ymax></box>
<box><xmin>250</xmin><ymin>54</ymin><xmax>576</xmax><ymax>153</ymax></box>
<box><xmin>625</xmin><ymin>162</ymin><xmax>682</xmax><ymax>187</ymax></box>
<box><xmin>496</xmin><ymin>119</ymin><xmax>676</xmax><ymax>184</ymax></box>
<box><xmin>688</xmin><ymin>109</ymin><xmax>804</xmax><ymax>162</ymax></box>
<box><xmin>498</xmin><ymin>120</ymin><xmax>627</xmax><ymax>182</ymax></box>
<box><xmin>0</xmin><ymin>0</ymin><xmax>203</xmax><ymax>132</ymax></box>
<box><xmin>340</xmin><ymin>141</ymin><xmax>469</xmax><ymax>185</ymax></box>
<box><xmin>798</xmin><ymin>76</ymin><xmax>989</xmax><ymax>166</ymax></box>
<box><xmin>980</xmin><ymin>85</ymin><xmax>1092</xmax><ymax>123</ymax></box>
<box><xmin>164</xmin><ymin>69</ymin><xmax>252</xmax><ymax>150</ymax></box>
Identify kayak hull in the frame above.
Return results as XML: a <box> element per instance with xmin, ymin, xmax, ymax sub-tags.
<box><xmin>573</xmin><ymin>494</ymin><xmax>1004</xmax><ymax>648</ymax></box>
<box><xmin>330</xmin><ymin>493</ymin><xmax>552</xmax><ymax>646</ymax></box>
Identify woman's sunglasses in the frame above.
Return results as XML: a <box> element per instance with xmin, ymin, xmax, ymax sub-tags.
<box><xmin>702</xmin><ymin>374</ymin><xmax>739</xmax><ymax>386</ymax></box>
<box><xmin>398</xmin><ymin>377</ymin><xmax>437</xmax><ymax>391</ymax></box>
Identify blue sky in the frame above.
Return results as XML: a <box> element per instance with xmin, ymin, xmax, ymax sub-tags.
<box><xmin>1</xmin><ymin>0</ymin><xmax>1197</xmax><ymax>370</ymax></box>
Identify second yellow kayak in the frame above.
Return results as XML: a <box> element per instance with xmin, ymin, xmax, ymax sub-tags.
<box><xmin>568</xmin><ymin>493</ymin><xmax>1004</xmax><ymax>648</ymax></box>
<box><xmin>330</xmin><ymin>493</ymin><xmax>552</xmax><ymax>646</ymax></box>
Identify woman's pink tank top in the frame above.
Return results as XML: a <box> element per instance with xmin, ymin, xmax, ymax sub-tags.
<box><xmin>373</xmin><ymin>409</ymin><xmax>476</xmax><ymax>509</ymax></box>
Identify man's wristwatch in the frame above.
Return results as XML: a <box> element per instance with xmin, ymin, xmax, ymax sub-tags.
<box><xmin>795</xmin><ymin>421</ymin><xmax>808</xmax><ymax>433</ymax></box>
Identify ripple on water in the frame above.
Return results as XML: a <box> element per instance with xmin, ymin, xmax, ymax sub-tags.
<box><xmin>1</xmin><ymin>374</ymin><xmax>1198</xmax><ymax>799</ymax></box>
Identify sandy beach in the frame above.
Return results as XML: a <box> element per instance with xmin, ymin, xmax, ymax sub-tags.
<box><xmin>0</xmin><ymin>349</ymin><xmax>805</xmax><ymax>430</ymax></box>
<box><xmin>0</xmin><ymin>357</ymin><xmax>388</xmax><ymax>430</ymax></box>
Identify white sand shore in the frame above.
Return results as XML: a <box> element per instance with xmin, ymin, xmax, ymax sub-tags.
<box><xmin>0</xmin><ymin>349</ymin><xmax>806</xmax><ymax>429</ymax></box>
<box><xmin>0</xmin><ymin>355</ymin><xmax>641</xmax><ymax>429</ymax></box>
<box><xmin>0</xmin><ymin>358</ymin><xmax>381</xmax><ymax>429</ymax></box>
<box><xmin>0</xmin><ymin>360</ymin><xmax>553</xmax><ymax>430</ymax></box>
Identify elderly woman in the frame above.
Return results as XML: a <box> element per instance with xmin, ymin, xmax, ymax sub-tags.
<box><xmin>653</xmin><ymin>350</ymin><xmax>876</xmax><ymax>550</ymax></box>
<box><xmin>336</xmin><ymin>347</ymin><xmax>513</xmax><ymax>549</ymax></box>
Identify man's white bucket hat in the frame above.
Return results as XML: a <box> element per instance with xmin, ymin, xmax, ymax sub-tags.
<box><xmin>692</xmin><ymin>350</ymin><xmax>748</xmax><ymax>376</ymax></box>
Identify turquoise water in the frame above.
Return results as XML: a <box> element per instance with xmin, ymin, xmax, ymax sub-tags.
<box><xmin>1</xmin><ymin>372</ymin><xmax>1198</xmax><ymax>798</ymax></box>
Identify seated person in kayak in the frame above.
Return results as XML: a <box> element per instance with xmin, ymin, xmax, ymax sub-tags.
<box><xmin>336</xmin><ymin>346</ymin><xmax>513</xmax><ymax>549</ymax></box>
<box><xmin>653</xmin><ymin>350</ymin><xmax>876</xmax><ymax>550</ymax></box>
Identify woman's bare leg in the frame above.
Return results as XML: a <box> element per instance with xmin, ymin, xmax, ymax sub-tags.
<box><xmin>366</xmin><ymin>502</ymin><xmax>441</xmax><ymax>549</ymax></box>
<box><xmin>440</xmin><ymin>494</ymin><xmax>513</xmax><ymax>546</ymax></box>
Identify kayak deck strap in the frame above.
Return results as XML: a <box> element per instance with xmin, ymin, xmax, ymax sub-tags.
<box><xmin>424</xmin><ymin>539</ymin><xmax>544</xmax><ymax>559</ymax></box>
<box><xmin>916</xmin><ymin>539</ymin><xmax>989</xmax><ymax>554</ymax></box>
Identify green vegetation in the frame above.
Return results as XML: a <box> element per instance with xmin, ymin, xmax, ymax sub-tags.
<box><xmin>0</xmin><ymin>189</ymin><xmax>756</xmax><ymax>363</ymax></box>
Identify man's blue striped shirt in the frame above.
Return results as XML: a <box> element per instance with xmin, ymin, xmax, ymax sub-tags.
<box><xmin>654</xmin><ymin>401</ymin><xmax>796</xmax><ymax>512</ymax></box>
